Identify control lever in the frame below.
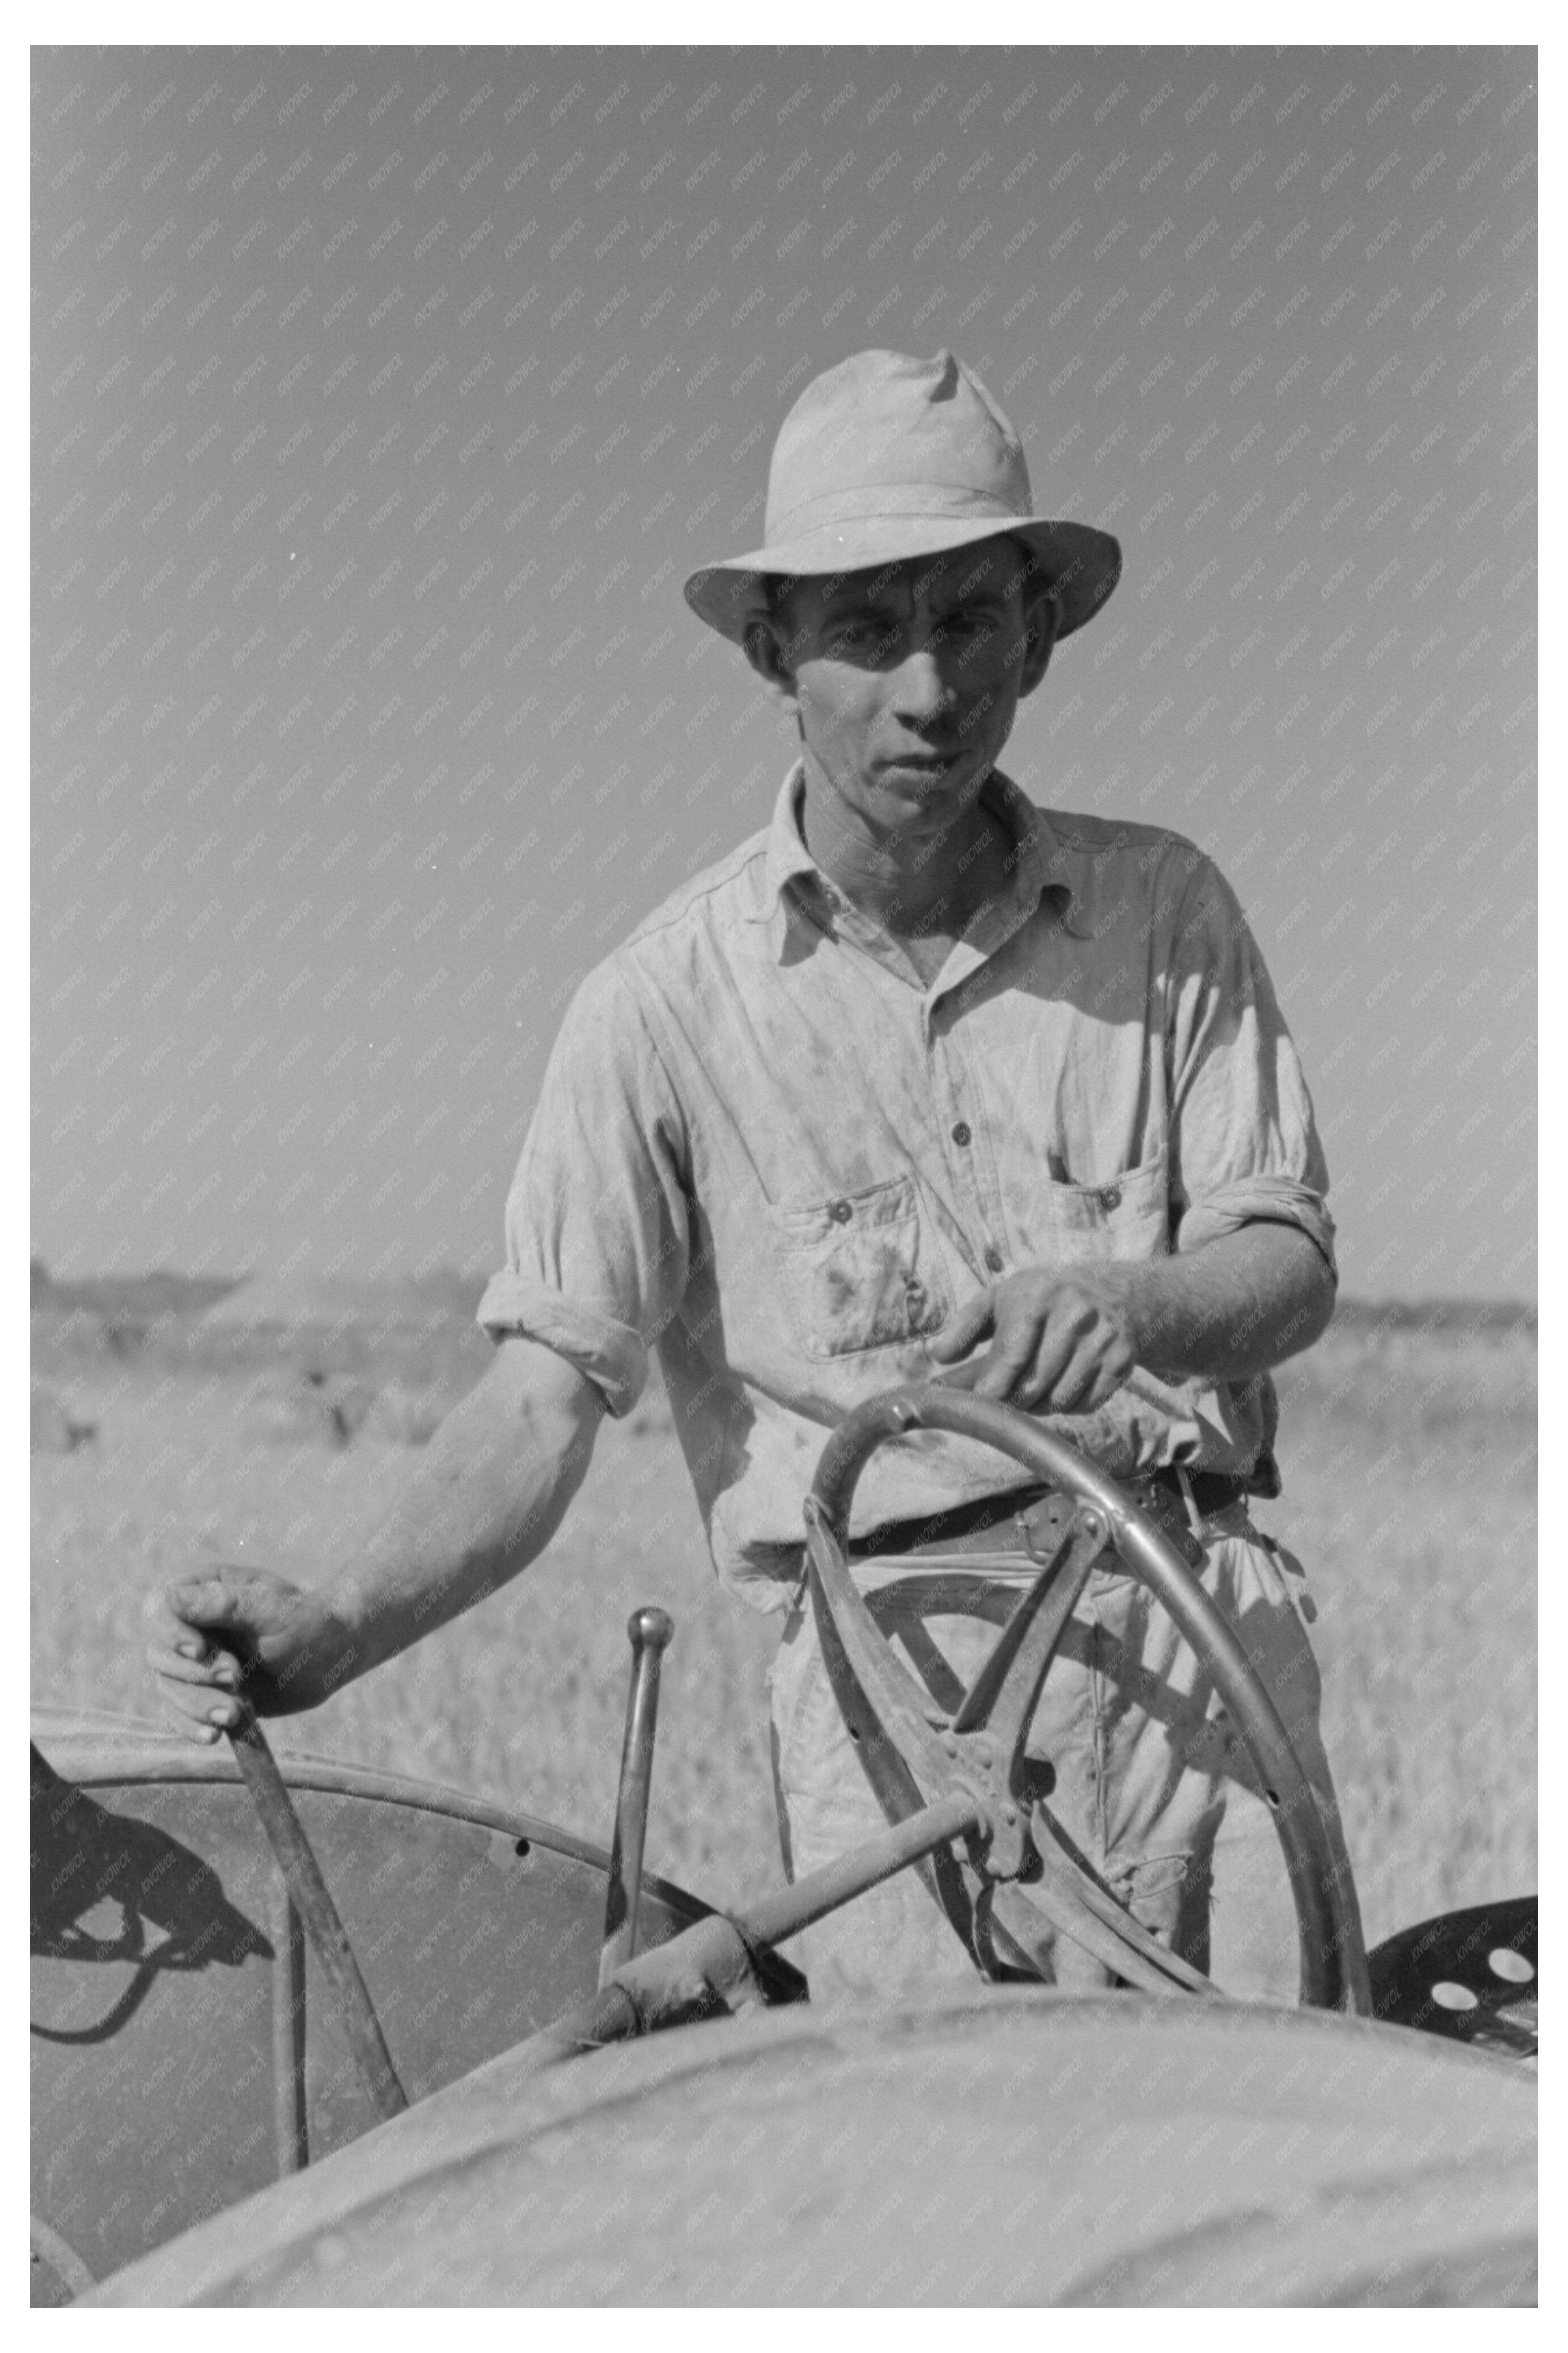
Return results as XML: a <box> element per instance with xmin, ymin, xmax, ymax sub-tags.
<box><xmin>227</xmin><ymin>1706</ymin><xmax>408</xmax><ymax>2124</ymax></box>
<box><xmin>599</xmin><ymin>1606</ymin><xmax>674</xmax><ymax>1987</ymax></box>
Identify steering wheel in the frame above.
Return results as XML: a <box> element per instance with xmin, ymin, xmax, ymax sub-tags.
<box><xmin>802</xmin><ymin>1384</ymin><xmax>1372</xmax><ymax>2014</ymax></box>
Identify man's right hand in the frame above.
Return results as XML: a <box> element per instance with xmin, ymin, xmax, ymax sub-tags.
<box><xmin>145</xmin><ymin>1568</ymin><xmax>348</xmax><ymax>1743</ymax></box>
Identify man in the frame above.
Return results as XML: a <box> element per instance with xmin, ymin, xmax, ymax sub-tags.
<box><xmin>150</xmin><ymin>349</ymin><xmax>1366</xmax><ymax>2006</ymax></box>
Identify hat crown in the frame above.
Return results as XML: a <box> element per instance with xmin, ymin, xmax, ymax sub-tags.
<box><xmin>766</xmin><ymin>348</ymin><xmax>1032</xmax><ymax>544</ymax></box>
<box><xmin>680</xmin><ymin>344</ymin><xmax>1123</xmax><ymax>647</ymax></box>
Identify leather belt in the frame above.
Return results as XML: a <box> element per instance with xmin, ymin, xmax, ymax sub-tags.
<box><xmin>847</xmin><ymin>1465</ymin><xmax>1250</xmax><ymax>1566</ymax></box>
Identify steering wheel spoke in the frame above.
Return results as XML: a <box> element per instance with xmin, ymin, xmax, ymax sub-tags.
<box><xmin>1009</xmin><ymin>1804</ymin><xmax>1220</xmax><ymax>1997</ymax></box>
<box><xmin>949</xmin><ymin>1510</ymin><xmax>1104</xmax><ymax>1750</ymax></box>
<box><xmin>804</xmin><ymin>1494</ymin><xmax>967</xmax><ymax>1812</ymax></box>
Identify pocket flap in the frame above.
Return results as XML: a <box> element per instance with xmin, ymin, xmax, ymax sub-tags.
<box><xmin>774</xmin><ymin>1173</ymin><xmax>921</xmax><ymax>1247</ymax></box>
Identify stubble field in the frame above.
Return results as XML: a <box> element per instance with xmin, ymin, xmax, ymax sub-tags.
<box><xmin>31</xmin><ymin>1272</ymin><xmax>1536</xmax><ymax>1945</ymax></box>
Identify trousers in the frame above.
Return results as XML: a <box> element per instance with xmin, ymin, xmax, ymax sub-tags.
<box><xmin>766</xmin><ymin>1504</ymin><xmax>1366</xmax><ymax>2007</ymax></box>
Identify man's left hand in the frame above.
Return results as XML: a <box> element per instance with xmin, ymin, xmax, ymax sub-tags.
<box><xmin>926</xmin><ymin>1267</ymin><xmax>1138</xmax><ymax>1411</ymax></box>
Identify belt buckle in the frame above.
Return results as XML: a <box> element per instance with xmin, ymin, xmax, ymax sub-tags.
<box><xmin>1120</xmin><ymin>1472</ymin><xmax>1206</xmax><ymax>1570</ymax></box>
<box><xmin>1020</xmin><ymin>1491</ymin><xmax>1088</xmax><ymax>1566</ymax></box>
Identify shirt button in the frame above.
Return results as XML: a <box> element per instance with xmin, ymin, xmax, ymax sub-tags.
<box><xmin>1097</xmin><ymin>1185</ymin><xmax>1122</xmax><ymax>1213</ymax></box>
<box><xmin>985</xmin><ymin>1246</ymin><xmax>1004</xmax><ymax>1274</ymax></box>
<box><xmin>951</xmin><ymin>1121</ymin><xmax>972</xmax><ymax>1147</ymax></box>
<box><xmin>829</xmin><ymin>1200</ymin><xmax>853</xmax><ymax>1224</ymax></box>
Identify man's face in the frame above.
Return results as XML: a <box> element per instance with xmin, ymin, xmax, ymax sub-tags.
<box><xmin>749</xmin><ymin>538</ymin><xmax>1056</xmax><ymax>846</ymax></box>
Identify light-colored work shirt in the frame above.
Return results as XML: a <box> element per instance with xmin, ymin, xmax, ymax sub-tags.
<box><xmin>477</xmin><ymin>763</ymin><xmax>1336</xmax><ymax>1612</ymax></box>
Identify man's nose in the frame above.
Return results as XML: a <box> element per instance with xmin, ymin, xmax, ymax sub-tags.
<box><xmin>889</xmin><ymin>643</ymin><xmax>959</xmax><ymax>725</ymax></box>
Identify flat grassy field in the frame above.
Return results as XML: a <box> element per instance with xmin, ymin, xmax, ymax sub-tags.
<box><xmin>31</xmin><ymin>1278</ymin><xmax>1536</xmax><ymax>1945</ymax></box>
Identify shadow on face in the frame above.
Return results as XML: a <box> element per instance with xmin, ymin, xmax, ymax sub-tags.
<box><xmin>746</xmin><ymin>536</ymin><xmax>1061</xmax><ymax>697</ymax></box>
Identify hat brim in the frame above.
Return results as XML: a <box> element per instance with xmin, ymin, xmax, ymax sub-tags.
<box><xmin>683</xmin><ymin>514</ymin><xmax>1121</xmax><ymax>646</ymax></box>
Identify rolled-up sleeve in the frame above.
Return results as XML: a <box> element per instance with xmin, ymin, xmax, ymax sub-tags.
<box><xmin>476</xmin><ymin>958</ymin><xmax>691</xmax><ymax>1414</ymax></box>
<box><xmin>1164</xmin><ymin>854</ymin><xmax>1337</xmax><ymax>1277</ymax></box>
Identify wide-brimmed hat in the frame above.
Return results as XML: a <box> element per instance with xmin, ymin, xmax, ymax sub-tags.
<box><xmin>683</xmin><ymin>348</ymin><xmax>1122</xmax><ymax>646</ymax></box>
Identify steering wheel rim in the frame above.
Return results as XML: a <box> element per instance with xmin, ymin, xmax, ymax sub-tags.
<box><xmin>807</xmin><ymin>1385</ymin><xmax>1371</xmax><ymax>2015</ymax></box>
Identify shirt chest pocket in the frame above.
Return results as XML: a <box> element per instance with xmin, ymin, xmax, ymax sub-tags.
<box><xmin>769</xmin><ymin>1173</ymin><xmax>952</xmax><ymax>1360</ymax></box>
<box><xmin>1022</xmin><ymin>1145</ymin><xmax>1171</xmax><ymax>1267</ymax></box>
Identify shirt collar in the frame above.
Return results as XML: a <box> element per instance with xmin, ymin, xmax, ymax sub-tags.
<box><xmin>752</xmin><ymin>760</ymin><xmax>1092</xmax><ymax>946</ymax></box>
<box><xmin>757</xmin><ymin>760</ymin><xmax>822</xmax><ymax>918</ymax></box>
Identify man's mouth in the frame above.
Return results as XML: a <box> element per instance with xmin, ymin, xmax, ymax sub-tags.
<box><xmin>882</xmin><ymin>749</ymin><xmax>961</xmax><ymax>774</ymax></box>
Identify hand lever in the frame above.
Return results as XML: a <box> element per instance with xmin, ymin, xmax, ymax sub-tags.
<box><xmin>599</xmin><ymin>1606</ymin><xmax>674</xmax><ymax>1988</ymax></box>
<box><xmin>228</xmin><ymin>1706</ymin><xmax>408</xmax><ymax>2124</ymax></box>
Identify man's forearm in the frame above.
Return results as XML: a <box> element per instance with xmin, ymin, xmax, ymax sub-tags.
<box><xmin>1113</xmin><ymin>1222</ymin><xmax>1336</xmax><ymax>1383</ymax></box>
<box><xmin>306</xmin><ymin>1337</ymin><xmax>603</xmax><ymax>1699</ymax></box>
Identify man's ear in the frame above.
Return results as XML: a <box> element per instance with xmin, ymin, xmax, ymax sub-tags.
<box><xmin>1017</xmin><ymin>585</ymin><xmax>1063</xmax><ymax>700</ymax></box>
<box><xmin>741</xmin><ymin>607</ymin><xmax>799</xmax><ymax>707</ymax></box>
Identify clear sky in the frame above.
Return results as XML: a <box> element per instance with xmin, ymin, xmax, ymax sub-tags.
<box><xmin>32</xmin><ymin>43</ymin><xmax>1536</xmax><ymax>1298</ymax></box>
